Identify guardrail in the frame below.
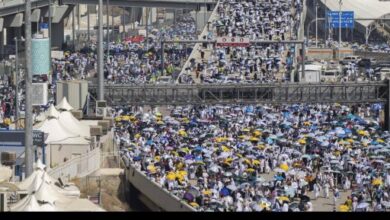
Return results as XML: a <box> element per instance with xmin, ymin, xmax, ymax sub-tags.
<box><xmin>125</xmin><ymin>164</ymin><xmax>196</xmax><ymax>212</ymax></box>
<box><xmin>47</xmin><ymin>147</ymin><xmax>101</xmax><ymax>182</ymax></box>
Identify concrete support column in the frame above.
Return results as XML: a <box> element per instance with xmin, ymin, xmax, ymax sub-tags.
<box><xmin>385</xmin><ymin>80</ymin><xmax>390</xmax><ymax>131</ymax></box>
<box><xmin>0</xmin><ymin>30</ymin><xmax>4</xmax><ymax>60</ymax></box>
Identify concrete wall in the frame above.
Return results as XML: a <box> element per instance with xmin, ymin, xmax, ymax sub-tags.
<box><xmin>126</xmin><ymin>166</ymin><xmax>195</xmax><ymax>212</ymax></box>
<box><xmin>48</xmin><ymin>143</ymin><xmax>90</xmax><ymax>168</ymax></box>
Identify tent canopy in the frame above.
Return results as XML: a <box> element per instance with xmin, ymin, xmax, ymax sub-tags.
<box><xmin>56</xmin><ymin>97</ymin><xmax>74</xmax><ymax>111</ymax></box>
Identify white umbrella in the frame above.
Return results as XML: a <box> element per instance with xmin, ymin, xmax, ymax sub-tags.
<box><xmin>357</xmin><ymin>202</ymin><xmax>370</xmax><ymax>209</ymax></box>
<box><xmin>227</xmin><ymin>184</ymin><xmax>238</xmax><ymax>192</ymax></box>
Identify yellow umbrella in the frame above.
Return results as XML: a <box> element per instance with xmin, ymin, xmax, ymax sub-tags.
<box><xmin>259</xmin><ymin>201</ymin><xmax>270</xmax><ymax>209</ymax></box>
<box><xmin>147</xmin><ymin>165</ymin><xmax>156</xmax><ymax>174</ymax></box>
<box><xmin>238</xmin><ymin>135</ymin><xmax>247</xmax><ymax>139</ymax></box>
<box><xmin>178</xmin><ymin>129</ymin><xmax>188</xmax><ymax>137</ymax></box>
<box><xmin>155</xmin><ymin>112</ymin><xmax>162</xmax><ymax>117</ymax></box>
<box><xmin>257</xmin><ymin>144</ymin><xmax>265</xmax><ymax>150</ymax></box>
<box><xmin>242</xmin><ymin>128</ymin><xmax>250</xmax><ymax>132</ymax></box>
<box><xmin>166</xmin><ymin>172</ymin><xmax>176</xmax><ymax>181</ymax></box>
<box><xmin>346</xmin><ymin>138</ymin><xmax>354</xmax><ymax>143</ymax></box>
<box><xmin>339</xmin><ymin>205</ymin><xmax>349</xmax><ymax>212</ymax></box>
<box><xmin>249</xmin><ymin>137</ymin><xmax>259</xmax><ymax>142</ymax></box>
<box><xmin>280</xmin><ymin>163</ymin><xmax>289</xmax><ymax>171</ymax></box>
<box><xmin>246</xmin><ymin>168</ymin><xmax>256</xmax><ymax>173</ymax></box>
<box><xmin>298</xmin><ymin>139</ymin><xmax>306</xmax><ymax>145</ymax></box>
<box><xmin>243</xmin><ymin>158</ymin><xmax>251</xmax><ymax>165</ymax></box>
<box><xmin>377</xmin><ymin>138</ymin><xmax>385</xmax><ymax>143</ymax></box>
<box><xmin>303</xmin><ymin>121</ymin><xmax>311</xmax><ymax>126</ymax></box>
<box><xmin>372</xmin><ymin>178</ymin><xmax>383</xmax><ymax>186</ymax></box>
<box><xmin>203</xmin><ymin>190</ymin><xmax>212</xmax><ymax>196</ymax></box>
<box><xmin>189</xmin><ymin>202</ymin><xmax>199</xmax><ymax>208</ymax></box>
<box><xmin>253</xmin><ymin>130</ymin><xmax>262</xmax><ymax>137</ymax></box>
<box><xmin>236</xmin><ymin>153</ymin><xmax>243</xmax><ymax>158</ymax></box>
<box><xmin>154</xmin><ymin>156</ymin><xmax>161</xmax><ymax>162</ymax></box>
<box><xmin>115</xmin><ymin>117</ymin><xmax>122</xmax><ymax>122</ymax></box>
<box><xmin>157</xmin><ymin>121</ymin><xmax>164</xmax><ymax>125</ymax></box>
<box><xmin>222</xmin><ymin>146</ymin><xmax>231</xmax><ymax>152</ymax></box>
<box><xmin>135</xmin><ymin>133</ymin><xmax>141</xmax><ymax>139</ymax></box>
<box><xmin>277</xmin><ymin>196</ymin><xmax>290</xmax><ymax>202</ymax></box>
<box><xmin>252</xmin><ymin>160</ymin><xmax>261</xmax><ymax>166</ymax></box>
<box><xmin>121</xmin><ymin>115</ymin><xmax>130</xmax><ymax>121</ymax></box>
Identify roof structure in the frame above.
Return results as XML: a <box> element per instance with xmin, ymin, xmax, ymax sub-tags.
<box><xmin>321</xmin><ymin>0</ymin><xmax>390</xmax><ymax>27</ymax></box>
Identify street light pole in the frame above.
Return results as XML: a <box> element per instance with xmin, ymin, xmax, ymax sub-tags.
<box><xmin>98</xmin><ymin>0</ymin><xmax>104</xmax><ymax>100</ymax></box>
<box><xmin>339</xmin><ymin>0</ymin><xmax>342</xmax><ymax>60</ymax></box>
<box><xmin>14</xmin><ymin>37</ymin><xmax>19</xmax><ymax>129</ymax></box>
<box><xmin>315</xmin><ymin>1</ymin><xmax>318</xmax><ymax>47</ymax></box>
<box><xmin>106</xmin><ymin>0</ymin><xmax>110</xmax><ymax>60</ymax></box>
<box><xmin>24</xmin><ymin>0</ymin><xmax>34</xmax><ymax>178</ymax></box>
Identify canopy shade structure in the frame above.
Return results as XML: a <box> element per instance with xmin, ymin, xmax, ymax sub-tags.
<box><xmin>56</xmin><ymin>97</ymin><xmax>74</xmax><ymax>111</ymax></box>
<box><xmin>58</xmin><ymin>111</ymin><xmax>91</xmax><ymax>138</ymax></box>
<box><xmin>46</xmin><ymin>104</ymin><xmax>61</xmax><ymax>119</ymax></box>
<box><xmin>35</xmin><ymin>118</ymin><xmax>79</xmax><ymax>144</ymax></box>
<box><xmin>321</xmin><ymin>0</ymin><xmax>390</xmax><ymax>27</ymax></box>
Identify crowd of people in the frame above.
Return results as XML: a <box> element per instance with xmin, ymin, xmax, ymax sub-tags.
<box><xmin>117</xmin><ymin>103</ymin><xmax>390</xmax><ymax>211</ymax></box>
<box><xmin>180</xmin><ymin>0</ymin><xmax>303</xmax><ymax>84</ymax></box>
<box><xmin>51</xmin><ymin>14</ymin><xmax>197</xmax><ymax>84</ymax></box>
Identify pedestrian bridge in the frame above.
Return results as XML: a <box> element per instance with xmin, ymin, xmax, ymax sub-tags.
<box><xmin>90</xmin><ymin>81</ymin><xmax>390</xmax><ymax>130</ymax></box>
<box><xmin>90</xmin><ymin>82</ymin><xmax>389</xmax><ymax>106</ymax></box>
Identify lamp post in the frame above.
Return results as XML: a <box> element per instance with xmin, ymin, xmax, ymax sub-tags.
<box><xmin>315</xmin><ymin>1</ymin><xmax>319</xmax><ymax>47</ymax></box>
<box><xmin>98</xmin><ymin>0</ymin><xmax>104</xmax><ymax>101</ymax></box>
<box><xmin>14</xmin><ymin>36</ymin><xmax>25</xmax><ymax>129</ymax></box>
<box><xmin>338</xmin><ymin>0</ymin><xmax>343</xmax><ymax>60</ymax></box>
<box><xmin>24</xmin><ymin>0</ymin><xmax>34</xmax><ymax>178</ymax></box>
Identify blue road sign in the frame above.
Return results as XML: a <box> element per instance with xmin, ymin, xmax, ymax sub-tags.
<box><xmin>327</xmin><ymin>11</ymin><xmax>354</xmax><ymax>28</ymax></box>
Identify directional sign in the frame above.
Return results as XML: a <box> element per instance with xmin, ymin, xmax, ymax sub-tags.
<box><xmin>327</xmin><ymin>11</ymin><xmax>354</xmax><ymax>28</ymax></box>
<box><xmin>216</xmin><ymin>37</ymin><xmax>250</xmax><ymax>47</ymax></box>
<box><xmin>0</xmin><ymin>130</ymin><xmax>47</xmax><ymax>147</ymax></box>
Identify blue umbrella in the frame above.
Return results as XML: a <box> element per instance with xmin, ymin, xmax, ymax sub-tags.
<box><xmin>220</xmin><ymin>187</ymin><xmax>230</xmax><ymax>197</ymax></box>
<box><xmin>133</xmin><ymin>156</ymin><xmax>142</xmax><ymax>161</ymax></box>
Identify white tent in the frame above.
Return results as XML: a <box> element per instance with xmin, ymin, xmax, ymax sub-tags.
<box><xmin>16</xmin><ymin>160</ymin><xmax>80</xmax><ymax>198</ymax></box>
<box><xmin>46</xmin><ymin>104</ymin><xmax>61</xmax><ymax>119</ymax></box>
<box><xmin>58</xmin><ymin>111</ymin><xmax>90</xmax><ymax>137</ymax></box>
<box><xmin>35</xmin><ymin>117</ymin><xmax>80</xmax><ymax>144</ymax></box>
<box><xmin>0</xmin><ymin>165</ymin><xmax>12</xmax><ymax>182</ymax></box>
<box><xmin>56</xmin><ymin>97</ymin><xmax>74</xmax><ymax>111</ymax></box>
<box><xmin>10</xmin><ymin>194</ymin><xmax>45</xmax><ymax>212</ymax></box>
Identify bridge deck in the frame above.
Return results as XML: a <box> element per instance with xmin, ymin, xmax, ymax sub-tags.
<box><xmin>89</xmin><ymin>82</ymin><xmax>389</xmax><ymax>106</ymax></box>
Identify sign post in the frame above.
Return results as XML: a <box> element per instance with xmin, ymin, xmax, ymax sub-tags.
<box><xmin>216</xmin><ymin>37</ymin><xmax>250</xmax><ymax>47</ymax></box>
<box><xmin>327</xmin><ymin>11</ymin><xmax>354</xmax><ymax>29</ymax></box>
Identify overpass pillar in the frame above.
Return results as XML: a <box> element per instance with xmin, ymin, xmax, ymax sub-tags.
<box><xmin>0</xmin><ymin>29</ymin><xmax>4</xmax><ymax>60</ymax></box>
<box><xmin>385</xmin><ymin>80</ymin><xmax>390</xmax><ymax>131</ymax></box>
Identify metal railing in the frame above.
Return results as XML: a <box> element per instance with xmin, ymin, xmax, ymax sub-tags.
<box><xmin>47</xmin><ymin>146</ymin><xmax>101</xmax><ymax>182</ymax></box>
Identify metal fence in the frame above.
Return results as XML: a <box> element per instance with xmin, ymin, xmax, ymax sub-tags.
<box><xmin>47</xmin><ymin>147</ymin><xmax>101</xmax><ymax>182</ymax></box>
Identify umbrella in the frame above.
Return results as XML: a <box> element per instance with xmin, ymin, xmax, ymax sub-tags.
<box><xmin>280</xmin><ymin>164</ymin><xmax>289</xmax><ymax>172</ymax></box>
<box><xmin>183</xmin><ymin>192</ymin><xmax>194</xmax><ymax>202</ymax></box>
<box><xmin>226</xmin><ymin>184</ymin><xmax>238</xmax><ymax>192</ymax></box>
<box><xmin>220</xmin><ymin>187</ymin><xmax>230</xmax><ymax>196</ymax></box>
<box><xmin>277</xmin><ymin>196</ymin><xmax>290</xmax><ymax>202</ymax></box>
<box><xmin>357</xmin><ymin>202</ymin><xmax>370</xmax><ymax>209</ymax></box>
<box><xmin>372</xmin><ymin>178</ymin><xmax>383</xmax><ymax>186</ymax></box>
